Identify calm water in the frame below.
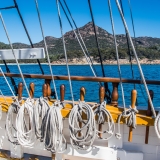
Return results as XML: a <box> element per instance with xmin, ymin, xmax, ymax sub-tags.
<box><xmin>0</xmin><ymin>64</ymin><xmax>160</xmax><ymax>110</ymax></box>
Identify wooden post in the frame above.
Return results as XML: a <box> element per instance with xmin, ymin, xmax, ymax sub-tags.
<box><xmin>79</xmin><ymin>87</ymin><xmax>86</xmax><ymax>137</ymax></box>
<box><xmin>52</xmin><ymin>154</ymin><xmax>56</xmax><ymax>160</ymax></box>
<box><xmin>29</xmin><ymin>83</ymin><xmax>35</xmax><ymax>130</ymax></box>
<box><xmin>29</xmin><ymin>82</ymin><xmax>35</xmax><ymax>99</ymax></box>
<box><xmin>80</xmin><ymin>87</ymin><xmax>85</xmax><ymax>101</ymax></box>
<box><xmin>60</xmin><ymin>84</ymin><xmax>65</xmax><ymax>102</ymax></box>
<box><xmin>45</xmin><ymin>79</ymin><xmax>51</xmax><ymax>98</ymax></box>
<box><xmin>43</xmin><ymin>84</ymin><xmax>48</xmax><ymax>98</ymax></box>
<box><xmin>128</xmin><ymin>89</ymin><xmax>137</xmax><ymax>142</ymax></box>
<box><xmin>145</xmin><ymin>90</ymin><xmax>154</xmax><ymax>144</ymax></box>
<box><xmin>98</xmin><ymin>86</ymin><xmax>105</xmax><ymax>138</ymax></box>
<box><xmin>18</xmin><ymin>82</ymin><xmax>23</xmax><ymax>102</ymax></box>
<box><xmin>111</xmin><ymin>83</ymin><xmax>119</xmax><ymax>106</ymax></box>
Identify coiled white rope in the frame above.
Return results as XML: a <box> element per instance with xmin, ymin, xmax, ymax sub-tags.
<box><xmin>115</xmin><ymin>106</ymin><xmax>138</xmax><ymax>139</ymax></box>
<box><xmin>94</xmin><ymin>101</ymin><xmax>115</xmax><ymax>140</ymax></box>
<box><xmin>154</xmin><ymin>112</ymin><xmax>160</xmax><ymax>138</ymax></box>
<box><xmin>0</xmin><ymin>68</ymin><xmax>22</xmax><ymax>145</ymax></box>
<box><xmin>16</xmin><ymin>98</ymin><xmax>36</xmax><ymax>147</ymax></box>
<box><xmin>41</xmin><ymin>101</ymin><xmax>66</xmax><ymax>153</ymax></box>
<box><xmin>6</xmin><ymin>101</ymin><xmax>20</xmax><ymax>145</ymax></box>
<box><xmin>33</xmin><ymin>97</ymin><xmax>50</xmax><ymax>140</ymax></box>
<box><xmin>69</xmin><ymin>100</ymin><xmax>96</xmax><ymax>150</ymax></box>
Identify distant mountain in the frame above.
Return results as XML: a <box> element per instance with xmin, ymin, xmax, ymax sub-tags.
<box><xmin>1</xmin><ymin>22</ymin><xmax>160</xmax><ymax>55</ymax></box>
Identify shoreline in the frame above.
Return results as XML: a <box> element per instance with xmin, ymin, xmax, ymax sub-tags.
<box><xmin>0</xmin><ymin>58</ymin><xmax>160</xmax><ymax>65</ymax></box>
<box><xmin>51</xmin><ymin>58</ymin><xmax>160</xmax><ymax>65</ymax></box>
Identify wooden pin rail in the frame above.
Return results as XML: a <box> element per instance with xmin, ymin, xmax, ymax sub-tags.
<box><xmin>0</xmin><ymin>73</ymin><xmax>160</xmax><ymax>85</ymax></box>
<box><xmin>145</xmin><ymin>90</ymin><xmax>154</xmax><ymax>144</ymax></box>
<box><xmin>128</xmin><ymin>90</ymin><xmax>137</xmax><ymax>142</ymax></box>
<box><xmin>98</xmin><ymin>86</ymin><xmax>105</xmax><ymax>138</ymax></box>
<box><xmin>111</xmin><ymin>83</ymin><xmax>119</xmax><ymax>106</ymax></box>
<box><xmin>29</xmin><ymin>82</ymin><xmax>35</xmax><ymax>130</ymax></box>
<box><xmin>60</xmin><ymin>84</ymin><xmax>65</xmax><ymax>102</ymax></box>
<box><xmin>78</xmin><ymin>87</ymin><xmax>86</xmax><ymax>137</ymax></box>
<box><xmin>18</xmin><ymin>82</ymin><xmax>23</xmax><ymax>102</ymax></box>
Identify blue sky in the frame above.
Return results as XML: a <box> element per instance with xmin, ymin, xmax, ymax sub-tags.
<box><xmin>0</xmin><ymin>0</ymin><xmax>160</xmax><ymax>44</ymax></box>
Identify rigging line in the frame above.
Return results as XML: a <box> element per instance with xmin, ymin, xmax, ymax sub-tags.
<box><xmin>87</xmin><ymin>0</ymin><xmax>105</xmax><ymax>77</ymax></box>
<box><xmin>0</xmin><ymin>6</ymin><xmax>16</xmax><ymax>10</ymax></box>
<box><xmin>127</xmin><ymin>0</ymin><xmax>140</xmax><ymax>105</ymax></box>
<box><xmin>62</xmin><ymin>0</ymin><xmax>99</xmax><ymax>79</ymax></box>
<box><xmin>119</xmin><ymin>0</ymin><xmax>135</xmax><ymax>89</ymax></box>
<box><xmin>3</xmin><ymin>60</ymin><xmax>18</xmax><ymax>95</ymax></box>
<box><xmin>0</xmin><ymin>1</ymin><xmax>44</xmax><ymax>92</ymax></box>
<box><xmin>108</xmin><ymin>0</ymin><xmax>126</xmax><ymax>115</ymax></box>
<box><xmin>56</xmin><ymin>0</ymin><xmax>74</xmax><ymax>105</ymax></box>
<box><xmin>34</xmin><ymin>0</ymin><xmax>58</xmax><ymax>101</ymax></box>
<box><xmin>0</xmin><ymin>9</ymin><xmax>18</xmax><ymax>95</ymax></box>
<box><xmin>0</xmin><ymin>13</ymin><xmax>31</xmax><ymax>99</ymax></box>
<box><xmin>13</xmin><ymin>0</ymin><xmax>44</xmax><ymax>75</ymax></box>
<box><xmin>128</xmin><ymin>0</ymin><xmax>136</xmax><ymax>47</ymax></box>
<box><xmin>59</xmin><ymin>0</ymin><xmax>100</xmax><ymax>84</ymax></box>
<box><xmin>0</xmin><ymin>5</ymin><xmax>18</xmax><ymax>96</ymax></box>
<box><xmin>115</xmin><ymin>0</ymin><xmax>156</xmax><ymax>118</ymax></box>
<box><xmin>0</xmin><ymin>68</ymin><xmax>20</xmax><ymax>106</ymax></box>
<box><xmin>87</xmin><ymin>0</ymin><xmax>111</xmax><ymax>103</ymax></box>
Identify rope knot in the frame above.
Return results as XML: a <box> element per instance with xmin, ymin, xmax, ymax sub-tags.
<box><xmin>116</xmin><ymin>105</ymin><xmax>139</xmax><ymax>139</ymax></box>
<box><xmin>108</xmin><ymin>130</ymin><xmax>113</xmax><ymax>135</ymax></box>
<box><xmin>77</xmin><ymin>101</ymin><xmax>85</xmax><ymax>123</ymax></box>
<box><xmin>96</xmin><ymin>101</ymin><xmax>106</xmax><ymax>124</ymax></box>
<box><xmin>39</xmin><ymin>97</ymin><xmax>45</xmax><ymax>105</ymax></box>
<box><xmin>54</xmin><ymin>100</ymin><xmax>63</xmax><ymax>109</ymax></box>
<box><xmin>129</xmin><ymin>105</ymin><xmax>138</xmax><ymax>114</ymax></box>
<box><xmin>115</xmin><ymin>133</ymin><xmax>121</xmax><ymax>140</ymax></box>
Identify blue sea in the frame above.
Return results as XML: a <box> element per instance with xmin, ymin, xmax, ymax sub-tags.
<box><xmin>0</xmin><ymin>64</ymin><xmax>160</xmax><ymax>110</ymax></box>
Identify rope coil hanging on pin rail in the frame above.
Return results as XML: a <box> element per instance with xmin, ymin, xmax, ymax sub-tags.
<box><xmin>94</xmin><ymin>101</ymin><xmax>115</xmax><ymax>140</ymax></box>
<box><xmin>6</xmin><ymin>82</ymin><xmax>23</xmax><ymax>145</ymax></box>
<box><xmin>34</xmin><ymin>0</ymin><xmax>67</xmax><ymax>154</ymax></box>
<box><xmin>16</xmin><ymin>98</ymin><xmax>36</xmax><ymax>147</ymax></box>
<box><xmin>115</xmin><ymin>106</ymin><xmax>138</xmax><ymax>139</ymax></box>
<box><xmin>6</xmin><ymin>101</ymin><xmax>21</xmax><ymax>145</ymax></box>
<box><xmin>93</xmin><ymin>86</ymin><xmax>115</xmax><ymax>140</ymax></box>
<box><xmin>34</xmin><ymin>96</ymin><xmax>50</xmax><ymax>140</ymax></box>
<box><xmin>115</xmin><ymin>90</ymin><xmax>138</xmax><ymax>140</ymax></box>
<box><xmin>34</xmin><ymin>84</ymin><xmax>51</xmax><ymax>141</ymax></box>
<box><xmin>41</xmin><ymin>100</ymin><xmax>67</xmax><ymax>153</ymax></box>
<box><xmin>154</xmin><ymin>112</ymin><xmax>160</xmax><ymax>139</ymax></box>
<box><xmin>69</xmin><ymin>100</ymin><xmax>96</xmax><ymax>150</ymax></box>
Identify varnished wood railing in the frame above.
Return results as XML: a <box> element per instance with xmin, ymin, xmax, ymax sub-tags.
<box><xmin>0</xmin><ymin>73</ymin><xmax>160</xmax><ymax>85</ymax></box>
